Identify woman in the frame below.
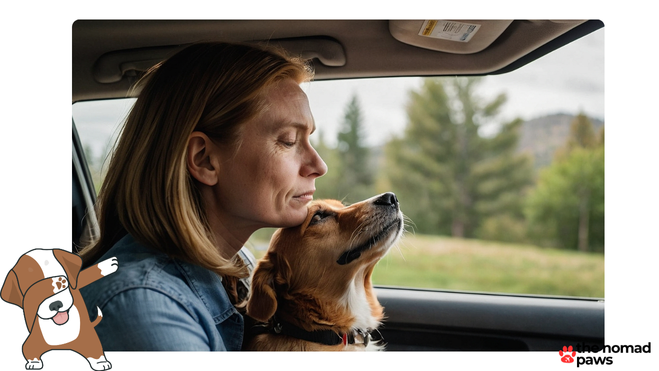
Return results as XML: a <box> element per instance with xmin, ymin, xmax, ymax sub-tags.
<box><xmin>79</xmin><ymin>42</ymin><xmax>327</xmax><ymax>351</ymax></box>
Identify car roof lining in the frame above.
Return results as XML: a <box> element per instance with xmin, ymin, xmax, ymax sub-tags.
<box><xmin>73</xmin><ymin>20</ymin><xmax>604</xmax><ymax>103</ymax></box>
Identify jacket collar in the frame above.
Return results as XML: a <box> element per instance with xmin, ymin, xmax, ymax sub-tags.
<box><xmin>175</xmin><ymin>258</ymin><xmax>240</xmax><ymax>323</ymax></box>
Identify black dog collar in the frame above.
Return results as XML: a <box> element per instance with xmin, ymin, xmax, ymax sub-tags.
<box><xmin>252</xmin><ymin>317</ymin><xmax>378</xmax><ymax>347</ymax></box>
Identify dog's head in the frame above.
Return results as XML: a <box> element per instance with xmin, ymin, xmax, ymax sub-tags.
<box><xmin>247</xmin><ymin>192</ymin><xmax>404</xmax><ymax>330</ymax></box>
<box><xmin>1</xmin><ymin>249</ymin><xmax>83</xmax><ymax>331</ymax></box>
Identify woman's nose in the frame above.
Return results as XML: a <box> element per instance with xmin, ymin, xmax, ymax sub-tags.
<box><xmin>302</xmin><ymin>145</ymin><xmax>328</xmax><ymax>178</ymax></box>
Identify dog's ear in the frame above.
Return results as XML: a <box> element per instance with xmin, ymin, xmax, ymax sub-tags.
<box><xmin>247</xmin><ymin>253</ymin><xmax>280</xmax><ymax>322</ymax></box>
<box><xmin>1</xmin><ymin>270</ymin><xmax>23</xmax><ymax>308</ymax></box>
<box><xmin>53</xmin><ymin>249</ymin><xmax>83</xmax><ymax>289</ymax></box>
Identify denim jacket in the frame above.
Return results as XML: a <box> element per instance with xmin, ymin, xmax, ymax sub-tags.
<box><xmin>80</xmin><ymin>234</ymin><xmax>251</xmax><ymax>351</ymax></box>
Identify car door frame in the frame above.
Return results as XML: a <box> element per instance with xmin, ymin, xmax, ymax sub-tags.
<box><xmin>375</xmin><ymin>286</ymin><xmax>604</xmax><ymax>351</ymax></box>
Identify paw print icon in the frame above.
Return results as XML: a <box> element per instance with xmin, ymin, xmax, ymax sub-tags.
<box><xmin>560</xmin><ymin>345</ymin><xmax>576</xmax><ymax>363</ymax></box>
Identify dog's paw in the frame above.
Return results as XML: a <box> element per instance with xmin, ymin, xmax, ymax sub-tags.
<box><xmin>53</xmin><ymin>276</ymin><xmax>68</xmax><ymax>291</ymax></box>
<box><xmin>97</xmin><ymin>257</ymin><xmax>119</xmax><ymax>276</ymax></box>
<box><xmin>25</xmin><ymin>359</ymin><xmax>43</xmax><ymax>370</ymax></box>
<box><xmin>88</xmin><ymin>356</ymin><xmax>112</xmax><ymax>370</ymax></box>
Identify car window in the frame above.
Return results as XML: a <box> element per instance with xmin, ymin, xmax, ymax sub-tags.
<box><xmin>73</xmin><ymin>28</ymin><xmax>603</xmax><ymax>298</ymax></box>
<box><xmin>73</xmin><ymin>98</ymin><xmax>136</xmax><ymax>193</ymax></box>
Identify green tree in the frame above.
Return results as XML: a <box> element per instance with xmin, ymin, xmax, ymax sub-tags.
<box><xmin>334</xmin><ymin>95</ymin><xmax>375</xmax><ymax>203</ymax></box>
<box><xmin>525</xmin><ymin>114</ymin><xmax>604</xmax><ymax>252</ymax></box>
<box><xmin>385</xmin><ymin>77</ymin><xmax>533</xmax><ymax>238</ymax></box>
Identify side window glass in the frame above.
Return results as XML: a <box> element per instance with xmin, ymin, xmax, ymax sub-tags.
<box><xmin>73</xmin><ymin>98</ymin><xmax>136</xmax><ymax>193</ymax></box>
<box><xmin>297</xmin><ymin>29</ymin><xmax>604</xmax><ymax>298</ymax></box>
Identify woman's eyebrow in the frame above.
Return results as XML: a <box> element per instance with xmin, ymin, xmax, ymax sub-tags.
<box><xmin>279</xmin><ymin>120</ymin><xmax>316</xmax><ymax>134</ymax></box>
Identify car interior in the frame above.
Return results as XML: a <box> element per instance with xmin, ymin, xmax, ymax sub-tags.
<box><xmin>72</xmin><ymin>20</ymin><xmax>605</xmax><ymax>351</ymax></box>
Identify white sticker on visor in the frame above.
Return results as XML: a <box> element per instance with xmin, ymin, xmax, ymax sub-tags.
<box><xmin>419</xmin><ymin>20</ymin><xmax>481</xmax><ymax>43</ymax></box>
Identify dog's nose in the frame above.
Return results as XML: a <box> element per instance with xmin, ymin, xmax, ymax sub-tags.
<box><xmin>49</xmin><ymin>301</ymin><xmax>63</xmax><ymax>312</ymax></box>
<box><xmin>374</xmin><ymin>192</ymin><xmax>398</xmax><ymax>208</ymax></box>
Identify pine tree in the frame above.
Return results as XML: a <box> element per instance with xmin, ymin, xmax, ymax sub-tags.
<box><xmin>385</xmin><ymin>77</ymin><xmax>533</xmax><ymax>238</ymax></box>
<box><xmin>556</xmin><ymin>112</ymin><xmax>598</xmax><ymax>159</ymax></box>
<box><xmin>335</xmin><ymin>95</ymin><xmax>375</xmax><ymax>203</ymax></box>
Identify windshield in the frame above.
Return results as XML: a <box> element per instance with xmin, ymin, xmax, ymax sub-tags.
<box><xmin>73</xmin><ymin>28</ymin><xmax>604</xmax><ymax>298</ymax></box>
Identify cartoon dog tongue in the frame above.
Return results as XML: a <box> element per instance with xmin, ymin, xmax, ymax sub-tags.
<box><xmin>53</xmin><ymin>311</ymin><xmax>69</xmax><ymax>325</ymax></box>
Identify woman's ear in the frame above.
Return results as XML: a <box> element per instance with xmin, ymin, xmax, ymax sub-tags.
<box><xmin>187</xmin><ymin>131</ymin><xmax>220</xmax><ymax>186</ymax></box>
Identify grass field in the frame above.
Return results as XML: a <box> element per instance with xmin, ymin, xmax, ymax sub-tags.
<box><xmin>247</xmin><ymin>232</ymin><xmax>604</xmax><ymax>298</ymax></box>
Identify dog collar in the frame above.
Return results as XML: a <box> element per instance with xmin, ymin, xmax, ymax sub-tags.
<box><xmin>256</xmin><ymin>317</ymin><xmax>378</xmax><ymax>347</ymax></box>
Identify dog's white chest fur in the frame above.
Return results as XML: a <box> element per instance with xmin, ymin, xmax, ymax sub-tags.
<box><xmin>343</xmin><ymin>272</ymin><xmax>379</xmax><ymax>330</ymax></box>
<box><xmin>38</xmin><ymin>306</ymin><xmax>81</xmax><ymax>346</ymax></box>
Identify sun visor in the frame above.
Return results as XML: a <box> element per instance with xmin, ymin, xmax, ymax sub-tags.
<box><xmin>389</xmin><ymin>20</ymin><xmax>514</xmax><ymax>54</ymax></box>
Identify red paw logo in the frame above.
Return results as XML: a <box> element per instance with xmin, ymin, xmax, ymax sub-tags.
<box><xmin>560</xmin><ymin>345</ymin><xmax>576</xmax><ymax>363</ymax></box>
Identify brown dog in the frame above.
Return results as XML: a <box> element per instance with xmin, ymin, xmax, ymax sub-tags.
<box><xmin>2</xmin><ymin>249</ymin><xmax>118</xmax><ymax>370</ymax></box>
<box><xmin>244</xmin><ymin>192</ymin><xmax>404</xmax><ymax>351</ymax></box>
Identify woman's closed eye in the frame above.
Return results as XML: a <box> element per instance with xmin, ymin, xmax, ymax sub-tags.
<box><xmin>277</xmin><ymin>131</ymin><xmax>299</xmax><ymax>148</ymax></box>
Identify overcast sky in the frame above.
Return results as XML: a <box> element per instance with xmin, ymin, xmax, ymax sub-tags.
<box><xmin>303</xmin><ymin>27</ymin><xmax>604</xmax><ymax>147</ymax></box>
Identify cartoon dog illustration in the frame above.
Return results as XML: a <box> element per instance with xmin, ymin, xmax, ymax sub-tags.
<box><xmin>2</xmin><ymin>249</ymin><xmax>118</xmax><ymax>370</ymax></box>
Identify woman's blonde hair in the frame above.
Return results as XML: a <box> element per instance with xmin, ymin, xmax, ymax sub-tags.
<box><xmin>81</xmin><ymin>42</ymin><xmax>313</xmax><ymax>290</ymax></box>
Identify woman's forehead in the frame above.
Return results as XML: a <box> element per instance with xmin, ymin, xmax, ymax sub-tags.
<box><xmin>257</xmin><ymin>79</ymin><xmax>315</xmax><ymax>132</ymax></box>
<box><xmin>265</xmin><ymin>78</ymin><xmax>310</xmax><ymax>106</ymax></box>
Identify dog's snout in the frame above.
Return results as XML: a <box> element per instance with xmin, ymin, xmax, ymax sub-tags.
<box><xmin>374</xmin><ymin>192</ymin><xmax>398</xmax><ymax>208</ymax></box>
<box><xmin>49</xmin><ymin>301</ymin><xmax>63</xmax><ymax>312</ymax></box>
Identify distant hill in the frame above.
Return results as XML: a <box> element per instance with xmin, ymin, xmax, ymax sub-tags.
<box><xmin>518</xmin><ymin>113</ymin><xmax>604</xmax><ymax>170</ymax></box>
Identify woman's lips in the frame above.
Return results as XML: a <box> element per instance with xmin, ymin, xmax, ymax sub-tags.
<box><xmin>293</xmin><ymin>191</ymin><xmax>315</xmax><ymax>201</ymax></box>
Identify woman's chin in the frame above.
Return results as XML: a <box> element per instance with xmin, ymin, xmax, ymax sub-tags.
<box><xmin>279</xmin><ymin>208</ymin><xmax>309</xmax><ymax>228</ymax></box>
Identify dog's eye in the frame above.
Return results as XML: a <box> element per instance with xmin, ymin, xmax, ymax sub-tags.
<box><xmin>309</xmin><ymin>210</ymin><xmax>329</xmax><ymax>226</ymax></box>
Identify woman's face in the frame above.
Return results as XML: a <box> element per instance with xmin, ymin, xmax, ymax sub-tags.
<box><xmin>212</xmin><ymin>78</ymin><xmax>328</xmax><ymax>232</ymax></box>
